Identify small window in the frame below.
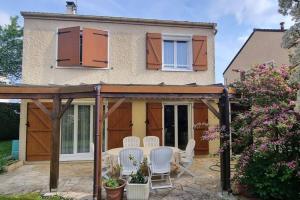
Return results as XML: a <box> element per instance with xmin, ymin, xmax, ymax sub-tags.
<box><xmin>162</xmin><ymin>36</ymin><xmax>192</xmax><ymax>71</ymax></box>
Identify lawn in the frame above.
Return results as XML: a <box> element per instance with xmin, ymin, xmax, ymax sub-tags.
<box><xmin>0</xmin><ymin>140</ymin><xmax>12</xmax><ymax>173</ymax></box>
<box><xmin>0</xmin><ymin>193</ymin><xmax>71</xmax><ymax>200</ymax></box>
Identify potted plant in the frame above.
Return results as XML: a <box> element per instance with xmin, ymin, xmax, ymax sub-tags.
<box><xmin>126</xmin><ymin>157</ymin><xmax>150</xmax><ymax>200</ymax></box>
<box><xmin>103</xmin><ymin>164</ymin><xmax>126</xmax><ymax>200</ymax></box>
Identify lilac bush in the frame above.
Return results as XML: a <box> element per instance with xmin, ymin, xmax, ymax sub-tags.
<box><xmin>203</xmin><ymin>64</ymin><xmax>300</xmax><ymax>199</ymax></box>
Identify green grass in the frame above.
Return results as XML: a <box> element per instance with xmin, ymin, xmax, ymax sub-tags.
<box><xmin>0</xmin><ymin>193</ymin><xmax>71</xmax><ymax>200</ymax></box>
<box><xmin>0</xmin><ymin>140</ymin><xmax>12</xmax><ymax>173</ymax></box>
<box><xmin>0</xmin><ymin>140</ymin><xmax>12</xmax><ymax>158</ymax></box>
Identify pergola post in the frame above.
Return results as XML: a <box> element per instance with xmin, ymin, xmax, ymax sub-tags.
<box><xmin>219</xmin><ymin>88</ymin><xmax>231</xmax><ymax>191</ymax></box>
<box><xmin>94</xmin><ymin>85</ymin><xmax>103</xmax><ymax>200</ymax></box>
<box><xmin>50</xmin><ymin>95</ymin><xmax>61</xmax><ymax>191</ymax></box>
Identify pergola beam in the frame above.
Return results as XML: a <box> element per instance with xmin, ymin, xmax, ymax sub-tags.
<box><xmin>104</xmin><ymin>98</ymin><xmax>125</xmax><ymax>119</ymax></box>
<box><xmin>58</xmin><ymin>98</ymin><xmax>74</xmax><ymax>119</ymax></box>
<box><xmin>201</xmin><ymin>99</ymin><xmax>220</xmax><ymax>119</ymax></box>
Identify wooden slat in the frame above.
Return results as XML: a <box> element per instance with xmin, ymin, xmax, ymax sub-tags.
<box><xmin>31</xmin><ymin>99</ymin><xmax>52</xmax><ymax>119</ymax></box>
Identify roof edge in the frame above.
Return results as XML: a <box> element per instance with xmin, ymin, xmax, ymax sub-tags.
<box><xmin>21</xmin><ymin>11</ymin><xmax>217</xmax><ymax>29</ymax></box>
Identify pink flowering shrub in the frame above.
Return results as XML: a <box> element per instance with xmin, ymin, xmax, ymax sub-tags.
<box><xmin>204</xmin><ymin>64</ymin><xmax>300</xmax><ymax>199</ymax></box>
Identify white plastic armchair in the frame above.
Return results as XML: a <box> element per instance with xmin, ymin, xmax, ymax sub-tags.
<box><xmin>177</xmin><ymin>139</ymin><xmax>196</xmax><ymax>178</ymax></box>
<box><xmin>149</xmin><ymin>147</ymin><xmax>173</xmax><ymax>189</ymax></box>
<box><xmin>119</xmin><ymin>147</ymin><xmax>143</xmax><ymax>176</ymax></box>
<box><xmin>143</xmin><ymin>136</ymin><xmax>160</xmax><ymax>147</ymax></box>
<box><xmin>123</xmin><ymin>136</ymin><xmax>140</xmax><ymax>148</ymax></box>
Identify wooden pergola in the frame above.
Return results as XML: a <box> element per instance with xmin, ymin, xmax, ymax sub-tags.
<box><xmin>0</xmin><ymin>83</ymin><xmax>233</xmax><ymax>200</ymax></box>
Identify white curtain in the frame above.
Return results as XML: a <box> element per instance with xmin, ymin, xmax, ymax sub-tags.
<box><xmin>164</xmin><ymin>40</ymin><xmax>174</xmax><ymax>66</ymax></box>
<box><xmin>177</xmin><ymin>41</ymin><xmax>188</xmax><ymax>67</ymax></box>
<box><xmin>77</xmin><ymin>105</ymin><xmax>90</xmax><ymax>153</ymax></box>
<box><xmin>61</xmin><ymin>106</ymin><xmax>74</xmax><ymax>154</ymax></box>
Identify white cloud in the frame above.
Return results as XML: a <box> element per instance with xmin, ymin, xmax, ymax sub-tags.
<box><xmin>0</xmin><ymin>10</ymin><xmax>10</xmax><ymax>26</ymax></box>
<box><xmin>208</xmin><ymin>0</ymin><xmax>293</xmax><ymax>28</ymax></box>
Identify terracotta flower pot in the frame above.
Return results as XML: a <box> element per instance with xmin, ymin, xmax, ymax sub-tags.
<box><xmin>103</xmin><ymin>179</ymin><xmax>126</xmax><ymax>200</ymax></box>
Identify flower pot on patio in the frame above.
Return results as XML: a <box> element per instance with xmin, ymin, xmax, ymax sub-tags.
<box><xmin>126</xmin><ymin>177</ymin><xmax>150</xmax><ymax>200</ymax></box>
<box><xmin>103</xmin><ymin>178</ymin><xmax>126</xmax><ymax>200</ymax></box>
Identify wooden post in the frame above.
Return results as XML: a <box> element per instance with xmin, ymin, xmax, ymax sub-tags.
<box><xmin>219</xmin><ymin>88</ymin><xmax>231</xmax><ymax>191</ymax></box>
<box><xmin>93</xmin><ymin>85</ymin><xmax>103</xmax><ymax>200</ymax></box>
<box><xmin>50</xmin><ymin>95</ymin><xmax>61</xmax><ymax>191</ymax></box>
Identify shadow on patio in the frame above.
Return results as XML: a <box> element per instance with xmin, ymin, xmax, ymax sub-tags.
<box><xmin>0</xmin><ymin>157</ymin><xmax>223</xmax><ymax>200</ymax></box>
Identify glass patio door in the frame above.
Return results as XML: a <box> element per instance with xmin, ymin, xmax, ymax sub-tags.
<box><xmin>60</xmin><ymin>105</ymin><xmax>93</xmax><ymax>160</ymax></box>
<box><xmin>164</xmin><ymin>104</ymin><xmax>190</xmax><ymax>150</ymax></box>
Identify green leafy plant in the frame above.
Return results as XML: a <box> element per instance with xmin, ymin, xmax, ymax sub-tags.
<box><xmin>105</xmin><ymin>178</ymin><xmax>120</xmax><ymax>188</ymax></box>
<box><xmin>129</xmin><ymin>156</ymin><xmax>148</xmax><ymax>184</ymax></box>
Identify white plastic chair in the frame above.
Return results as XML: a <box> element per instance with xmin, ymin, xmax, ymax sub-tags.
<box><xmin>143</xmin><ymin>136</ymin><xmax>160</xmax><ymax>147</ymax></box>
<box><xmin>177</xmin><ymin>139</ymin><xmax>196</xmax><ymax>178</ymax></box>
<box><xmin>119</xmin><ymin>147</ymin><xmax>143</xmax><ymax>176</ymax></box>
<box><xmin>149</xmin><ymin>147</ymin><xmax>173</xmax><ymax>189</ymax></box>
<box><xmin>123</xmin><ymin>136</ymin><xmax>140</xmax><ymax>148</ymax></box>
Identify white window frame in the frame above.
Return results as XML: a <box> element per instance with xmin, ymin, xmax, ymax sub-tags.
<box><xmin>162</xmin><ymin>35</ymin><xmax>193</xmax><ymax>72</ymax></box>
<box><xmin>162</xmin><ymin>102</ymin><xmax>193</xmax><ymax>149</ymax></box>
<box><xmin>60</xmin><ymin>104</ymin><xmax>94</xmax><ymax>161</ymax></box>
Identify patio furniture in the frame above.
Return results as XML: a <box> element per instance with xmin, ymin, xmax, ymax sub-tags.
<box><xmin>102</xmin><ymin>152</ymin><xmax>109</xmax><ymax>179</ymax></box>
<box><xmin>106</xmin><ymin>146</ymin><xmax>180</xmax><ymax>167</ymax></box>
<box><xmin>123</xmin><ymin>136</ymin><xmax>140</xmax><ymax>148</ymax></box>
<box><xmin>149</xmin><ymin>147</ymin><xmax>173</xmax><ymax>189</ymax></box>
<box><xmin>143</xmin><ymin>136</ymin><xmax>159</xmax><ymax>147</ymax></box>
<box><xmin>119</xmin><ymin>147</ymin><xmax>143</xmax><ymax>176</ymax></box>
<box><xmin>177</xmin><ymin>139</ymin><xmax>195</xmax><ymax>178</ymax></box>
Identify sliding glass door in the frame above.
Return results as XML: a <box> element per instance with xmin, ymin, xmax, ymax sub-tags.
<box><xmin>60</xmin><ymin>104</ymin><xmax>93</xmax><ymax>160</ymax></box>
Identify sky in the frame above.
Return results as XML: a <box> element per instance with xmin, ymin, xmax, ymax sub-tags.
<box><xmin>0</xmin><ymin>0</ymin><xmax>293</xmax><ymax>83</ymax></box>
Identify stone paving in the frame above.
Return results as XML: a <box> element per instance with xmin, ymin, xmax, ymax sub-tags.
<box><xmin>0</xmin><ymin>158</ymin><xmax>231</xmax><ymax>200</ymax></box>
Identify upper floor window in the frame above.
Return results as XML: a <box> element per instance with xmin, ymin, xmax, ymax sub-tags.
<box><xmin>162</xmin><ymin>35</ymin><xmax>192</xmax><ymax>71</ymax></box>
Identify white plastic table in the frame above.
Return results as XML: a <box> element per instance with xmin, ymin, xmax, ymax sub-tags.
<box><xmin>105</xmin><ymin>146</ymin><xmax>181</xmax><ymax>166</ymax></box>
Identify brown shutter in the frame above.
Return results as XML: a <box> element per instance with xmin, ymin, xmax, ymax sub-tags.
<box><xmin>146</xmin><ymin>103</ymin><xmax>163</xmax><ymax>145</ymax></box>
<box><xmin>82</xmin><ymin>28</ymin><xmax>108</xmax><ymax>68</ymax></box>
<box><xmin>193</xmin><ymin>102</ymin><xmax>209</xmax><ymax>155</ymax></box>
<box><xmin>146</xmin><ymin>33</ymin><xmax>162</xmax><ymax>70</ymax></box>
<box><xmin>26</xmin><ymin>103</ymin><xmax>52</xmax><ymax>161</ymax></box>
<box><xmin>57</xmin><ymin>26</ymin><xmax>80</xmax><ymax>66</ymax></box>
<box><xmin>107</xmin><ymin>102</ymin><xmax>132</xmax><ymax>149</ymax></box>
<box><xmin>192</xmin><ymin>35</ymin><xmax>208</xmax><ymax>71</ymax></box>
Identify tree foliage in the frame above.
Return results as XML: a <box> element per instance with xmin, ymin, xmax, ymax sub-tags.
<box><xmin>0</xmin><ymin>16</ymin><xmax>23</xmax><ymax>80</ymax></box>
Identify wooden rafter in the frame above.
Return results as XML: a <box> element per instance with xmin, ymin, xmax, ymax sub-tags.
<box><xmin>58</xmin><ymin>98</ymin><xmax>73</xmax><ymax>119</ymax></box>
<box><xmin>104</xmin><ymin>98</ymin><xmax>125</xmax><ymax>119</ymax></box>
<box><xmin>201</xmin><ymin>99</ymin><xmax>220</xmax><ymax>119</ymax></box>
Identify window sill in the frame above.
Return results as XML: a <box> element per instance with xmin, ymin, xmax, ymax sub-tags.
<box><xmin>55</xmin><ymin>66</ymin><xmax>110</xmax><ymax>70</ymax></box>
<box><xmin>162</xmin><ymin>67</ymin><xmax>193</xmax><ymax>72</ymax></box>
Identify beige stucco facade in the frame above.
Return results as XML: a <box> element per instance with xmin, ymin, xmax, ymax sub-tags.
<box><xmin>19</xmin><ymin>12</ymin><xmax>219</xmax><ymax>161</ymax></box>
<box><xmin>223</xmin><ymin>30</ymin><xmax>290</xmax><ymax>85</ymax></box>
<box><xmin>22</xmin><ymin>12</ymin><xmax>216</xmax><ymax>86</ymax></box>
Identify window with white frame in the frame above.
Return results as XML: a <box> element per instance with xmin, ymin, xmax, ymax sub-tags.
<box><xmin>163</xmin><ymin>35</ymin><xmax>192</xmax><ymax>71</ymax></box>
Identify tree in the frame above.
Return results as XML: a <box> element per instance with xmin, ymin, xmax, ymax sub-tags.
<box><xmin>0</xmin><ymin>16</ymin><xmax>23</xmax><ymax>80</ymax></box>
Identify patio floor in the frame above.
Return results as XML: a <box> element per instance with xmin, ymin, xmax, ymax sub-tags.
<box><xmin>0</xmin><ymin>157</ymin><xmax>227</xmax><ymax>200</ymax></box>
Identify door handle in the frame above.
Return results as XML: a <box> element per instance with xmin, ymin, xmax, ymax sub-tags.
<box><xmin>129</xmin><ymin>121</ymin><xmax>133</xmax><ymax>127</ymax></box>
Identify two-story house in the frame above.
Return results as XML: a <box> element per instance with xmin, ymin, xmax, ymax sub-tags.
<box><xmin>19</xmin><ymin>10</ymin><xmax>219</xmax><ymax>162</ymax></box>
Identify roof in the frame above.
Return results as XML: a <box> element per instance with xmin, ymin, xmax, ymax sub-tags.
<box><xmin>223</xmin><ymin>28</ymin><xmax>285</xmax><ymax>75</ymax></box>
<box><xmin>21</xmin><ymin>11</ymin><xmax>217</xmax><ymax>29</ymax></box>
<box><xmin>0</xmin><ymin>83</ymin><xmax>235</xmax><ymax>99</ymax></box>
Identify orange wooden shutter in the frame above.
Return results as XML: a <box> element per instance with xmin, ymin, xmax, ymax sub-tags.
<box><xmin>107</xmin><ymin>102</ymin><xmax>132</xmax><ymax>149</ymax></box>
<box><xmin>192</xmin><ymin>35</ymin><xmax>208</xmax><ymax>71</ymax></box>
<box><xmin>146</xmin><ymin>103</ymin><xmax>163</xmax><ymax>145</ymax></box>
<box><xmin>193</xmin><ymin>102</ymin><xmax>209</xmax><ymax>155</ymax></box>
<box><xmin>146</xmin><ymin>33</ymin><xmax>162</xmax><ymax>70</ymax></box>
<box><xmin>57</xmin><ymin>26</ymin><xmax>80</xmax><ymax>66</ymax></box>
<box><xmin>26</xmin><ymin>103</ymin><xmax>52</xmax><ymax>161</ymax></box>
<box><xmin>82</xmin><ymin>28</ymin><xmax>108</xmax><ymax>68</ymax></box>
